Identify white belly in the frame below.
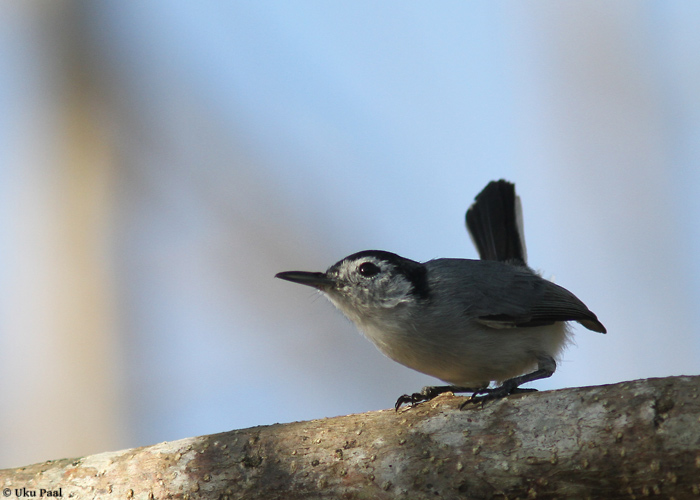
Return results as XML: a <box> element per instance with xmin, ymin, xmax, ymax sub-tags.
<box><xmin>361</xmin><ymin>320</ymin><xmax>570</xmax><ymax>387</ymax></box>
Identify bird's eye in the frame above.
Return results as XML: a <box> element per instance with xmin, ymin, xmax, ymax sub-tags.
<box><xmin>358</xmin><ymin>262</ymin><xmax>381</xmax><ymax>277</ymax></box>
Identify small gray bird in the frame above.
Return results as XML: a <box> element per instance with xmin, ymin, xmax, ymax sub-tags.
<box><xmin>276</xmin><ymin>180</ymin><xmax>606</xmax><ymax>410</ymax></box>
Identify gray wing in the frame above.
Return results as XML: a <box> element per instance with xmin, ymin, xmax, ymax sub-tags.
<box><xmin>425</xmin><ymin>259</ymin><xmax>606</xmax><ymax>334</ymax></box>
<box><xmin>476</xmin><ymin>276</ymin><xmax>607</xmax><ymax>333</ymax></box>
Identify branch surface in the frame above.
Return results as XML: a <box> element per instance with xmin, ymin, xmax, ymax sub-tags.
<box><xmin>2</xmin><ymin>376</ymin><xmax>699</xmax><ymax>499</ymax></box>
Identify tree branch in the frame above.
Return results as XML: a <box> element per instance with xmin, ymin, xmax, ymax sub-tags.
<box><xmin>2</xmin><ymin>376</ymin><xmax>699</xmax><ymax>499</ymax></box>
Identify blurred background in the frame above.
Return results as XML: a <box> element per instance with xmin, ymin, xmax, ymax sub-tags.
<box><xmin>1</xmin><ymin>1</ymin><xmax>699</xmax><ymax>469</ymax></box>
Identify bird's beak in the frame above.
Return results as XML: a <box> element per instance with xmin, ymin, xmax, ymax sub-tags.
<box><xmin>275</xmin><ymin>271</ymin><xmax>335</xmax><ymax>289</ymax></box>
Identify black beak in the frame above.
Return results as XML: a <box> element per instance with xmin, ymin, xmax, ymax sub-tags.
<box><xmin>275</xmin><ymin>271</ymin><xmax>335</xmax><ymax>289</ymax></box>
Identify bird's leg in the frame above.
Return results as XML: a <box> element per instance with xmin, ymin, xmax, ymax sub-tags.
<box><xmin>395</xmin><ymin>385</ymin><xmax>480</xmax><ymax>411</ymax></box>
<box><xmin>461</xmin><ymin>356</ymin><xmax>556</xmax><ymax>409</ymax></box>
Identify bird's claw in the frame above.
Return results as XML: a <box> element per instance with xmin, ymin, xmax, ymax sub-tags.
<box><xmin>394</xmin><ymin>392</ymin><xmax>429</xmax><ymax>411</ymax></box>
<box><xmin>459</xmin><ymin>386</ymin><xmax>537</xmax><ymax>409</ymax></box>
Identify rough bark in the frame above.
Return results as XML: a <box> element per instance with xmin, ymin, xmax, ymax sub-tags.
<box><xmin>1</xmin><ymin>376</ymin><xmax>699</xmax><ymax>499</ymax></box>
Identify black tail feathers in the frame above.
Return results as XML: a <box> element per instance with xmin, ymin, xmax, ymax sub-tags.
<box><xmin>466</xmin><ymin>180</ymin><xmax>527</xmax><ymax>266</ymax></box>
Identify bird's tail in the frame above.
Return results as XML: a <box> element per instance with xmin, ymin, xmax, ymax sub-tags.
<box><xmin>466</xmin><ymin>179</ymin><xmax>527</xmax><ymax>266</ymax></box>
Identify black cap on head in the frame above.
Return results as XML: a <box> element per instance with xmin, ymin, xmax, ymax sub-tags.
<box><xmin>330</xmin><ymin>250</ymin><xmax>430</xmax><ymax>300</ymax></box>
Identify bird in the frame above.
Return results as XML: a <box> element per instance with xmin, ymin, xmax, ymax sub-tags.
<box><xmin>276</xmin><ymin>180</ymin><xmax>606</xmax><ymax>410</ymax></box>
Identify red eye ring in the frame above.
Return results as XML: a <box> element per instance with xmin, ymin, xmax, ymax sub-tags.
<box><xmin>358</xmin><ymin>262</ymin><xmax>381</xmax><ymax>277</ymax></box>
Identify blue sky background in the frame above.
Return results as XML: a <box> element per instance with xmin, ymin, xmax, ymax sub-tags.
<box><xmin>1</xmin><ymin>1</ymin><xmax>700</xmax><ymax>468</ymax></box>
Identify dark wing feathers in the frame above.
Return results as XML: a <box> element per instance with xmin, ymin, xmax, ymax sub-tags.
<box><xmin>529</xmin><ymin>281</ymin><xmax>606</xmax><ymax>332</ymax></box>
<box><xmin>476</xmin><ymin>274</ymin><xmax>607</xmax><ymax>333</ymax></box>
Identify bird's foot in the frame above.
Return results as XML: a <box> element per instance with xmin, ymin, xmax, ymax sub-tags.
<box><xmin>395</xmin><ymin>385</ymin><xmax>478</xmax><ymax>411</ymax></box>
<box><xmin>459</xmin><ymin>385</ymin><xmax>537</xmax><ymax>409</ymax></box>
<box><xmin>394</xmin><ymin>392</ymin><xmax>430</xmax><ymax>411</ymax></box>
